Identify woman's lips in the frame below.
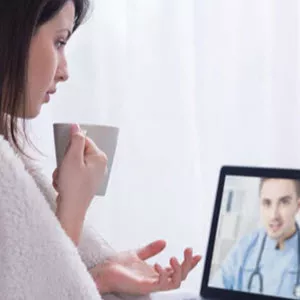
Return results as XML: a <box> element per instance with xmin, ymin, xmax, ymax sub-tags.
<box><xmin>45</xmin><ymin>93</ymin><xmax>50</xmax><ymax>102</ymax></box>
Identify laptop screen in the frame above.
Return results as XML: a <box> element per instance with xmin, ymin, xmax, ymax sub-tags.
<box><xmin>207</xmin><ymin>174</ymin><xmax>300</xmax><ymax>300</ymax></box>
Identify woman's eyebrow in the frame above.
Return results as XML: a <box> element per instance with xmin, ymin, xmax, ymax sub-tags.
<box><xmin>56</xmin><ymin>28</ymin><xmax>72</xmax><ymax>39</ymax></box>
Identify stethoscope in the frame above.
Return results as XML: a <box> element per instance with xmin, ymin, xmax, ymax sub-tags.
<box><xmin>247</xmin><ymin>223</ymin><xmax>300</xmax><ymax>298</ymax></box>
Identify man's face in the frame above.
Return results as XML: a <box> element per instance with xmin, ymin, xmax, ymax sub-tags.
<box><xmin>260</xmin><ymin>179</ymin><xmax>300</xmax><ymax>241</ymax></box>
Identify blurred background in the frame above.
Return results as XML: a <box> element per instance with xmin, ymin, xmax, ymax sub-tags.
<box><xmin>27</xmin><ymin>0</ymin><xmax>300</xmax><ymax>292</ymax></box>
<box><xmin>209</xmin><ymin>176</ymin><xmax>261</xmax><ymax>279</ymax></box>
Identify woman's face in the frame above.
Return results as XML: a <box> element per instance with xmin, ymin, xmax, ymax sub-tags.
<box><xmin>25</xmin><ymin>1</ymin><xmax>75</xmax><ymax>118</ymax></box>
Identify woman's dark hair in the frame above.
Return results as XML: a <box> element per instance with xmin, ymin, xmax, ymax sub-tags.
<box><xmin>0</xmin><ymin>0</ymin><xmax>90</xmax><ymax>158</ymax></box>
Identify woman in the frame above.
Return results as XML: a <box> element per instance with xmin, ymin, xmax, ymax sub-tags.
<box><xmin>0</xmin><ymin>1</ymin><xmax>201</xmax><ymax>299</ymax></box>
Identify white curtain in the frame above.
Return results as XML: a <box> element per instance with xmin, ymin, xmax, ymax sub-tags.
<box><xmin>29</xmin><ymin>0</ymin><xmax>300</xmax><ymax>291</ymax></box>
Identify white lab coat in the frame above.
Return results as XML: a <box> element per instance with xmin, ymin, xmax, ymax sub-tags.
<box><xmin>211</xmin><ymin>228</ymin><xmax>299</xmax><ymax>299</ymax></box>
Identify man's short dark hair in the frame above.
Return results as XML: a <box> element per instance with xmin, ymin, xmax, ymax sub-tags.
<box><xmin>259</xmin><ymin>178</ymin><xmax>300</xmax><ymax>198</ymax></box>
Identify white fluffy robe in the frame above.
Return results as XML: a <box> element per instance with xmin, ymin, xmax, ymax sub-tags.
<box><xmin>0</xmin><ymin>135</ymin><xmax>151</xmax><ymax>300</ymax></box>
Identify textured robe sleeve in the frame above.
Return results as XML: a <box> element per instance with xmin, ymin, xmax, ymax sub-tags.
<box><xmin>0</xmin><ymin>138</ymin><xmax>103</xmax><ymax>299</ymax></box>
<box><xmin>23</xmin><ymin>158</ymin><xmax>118</xmax><ymax>268</ymax></box>
<box><xmin>20</xmin><ymin>148</ymin><xmax>152</xmax><ymax>300</ymax></box>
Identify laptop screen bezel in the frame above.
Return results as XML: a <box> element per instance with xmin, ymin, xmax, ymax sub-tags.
<box><xmin>200</xmin><ymin>165</ymin><xmax>300</xmax><ymax>300</ymax></box>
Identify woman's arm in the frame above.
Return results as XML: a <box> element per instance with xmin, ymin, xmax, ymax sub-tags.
<box><xmin>77</xmin><ymin>218</ymin><xmax>117</xmax><ymax>269</ymax></box>
<box><xmin>55</xmin><ymin>194</ymin><xmax>86</xmax><ymax>246</ymax></box>
<box><xmin>0</xmin><ymin>138</ymin><xmax>102</xmax><ymax>299</ymax></box>
<box><xmin>21</xmin><ymin>156</ymin><xmax>117</xmax><ymax>268</ymax></box>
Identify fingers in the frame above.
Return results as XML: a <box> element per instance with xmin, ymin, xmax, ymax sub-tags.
<box><xmin>181</xmin><ymin>248</ymin><xmax>194</xmax><ymax>280</ymax></box>
<box><xmin>52</xmin><ymin>168</ymin><xmax>58</xmax><ymax>180</ymax></box>
<box><xmin>136</xmin><ymin>240</ymin><xmax>166</xmax><ymax>261</ymax></box>
<box><xmin>181</xmin><ymin>249</ymin><xmax>202</xmax><ymax>280</ymax></box>
<box><xmin>191</xmin><ymin>255</ymin><xmax>202</xmax><ymax>269</ymax></box>
<box><xmin>52</xmin><ymin>168</ymin><xmax>59</xmax><ymax>191</ymax></box>
<box><xmin>66</xmin><ymin>125</ymin><xmax>87</xmax><ymax>163</ymax></box>
<box><xmin>165</xmin><ymin>267</ymin><xmax>174</xmax><ymax>276</ymax></box>
<box><xmin>152</xmin><ymin>249</ymin><xmax>201</xmax><ymax>292</ymax></box>
<box><xmin>66</xmin><ymin>125</ymin><xmax>107</xmax><ymax>167</ymax></box>
<box><xmin>84</xmin><ymin>135</ymin><xmax>103</xmax><ymax>156</ymax></box>
<box><xmin>154</xmin><ymin>257</ymin><xmax>183</xmax><ymax>291</ymax></box>
<box><xmin>52</xmin><ymin>179</ymin><xmax>58</xmax><ymax>191</ymax></box>
<box><xmin>154</xmin><ymin>263</ymin><xmax>169</xmax><ymax>290</ymax></box>
<box><xmin>169</xmin><ymin>257</ymin><xmax>182</xmax><ymax>289</ymax></box>
<box><xmin>83</xmin><ymin>136</ymin><xmax>108</xmax><ymax>170</ymax></box>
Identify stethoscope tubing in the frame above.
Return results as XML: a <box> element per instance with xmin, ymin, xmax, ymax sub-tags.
<box><xmin>247</xmin><ymin>223</ymin><xmax>300</xmax><ymax>298</ymax></box>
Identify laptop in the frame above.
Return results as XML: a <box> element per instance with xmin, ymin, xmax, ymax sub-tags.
<box><xmin>158</xmin><ymin>166</ymin><xmax>300</xmax><ymax>300</ymax></box>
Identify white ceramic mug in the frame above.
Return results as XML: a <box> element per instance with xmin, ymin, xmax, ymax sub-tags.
<box><xmin>53</xmin><ymin>123</ymin><xmax>119</xmax><ymax>196</ymax></box>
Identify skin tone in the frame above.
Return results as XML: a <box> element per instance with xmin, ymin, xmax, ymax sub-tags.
<box><xmin>25</xmin><ymin>0</ymin><xmax>201</xmax><ymax>295</ymax></box>
<box><xmin>26</xmin><ymin>0</ymin><xmax>73</xmax><ymax>118</ymax></box>
<box><xmin>89</xmin><ymin>241</ymin><xmax>201</xmax><ymax>295</ymax></box>
<box><xmin>28</xmin><ymin>1</ymin><xmax>108</xmax><ymax>247</ymax></box>
<box><xmin>260</xmin><ymin>179</ymin><xmax>300</xmax><ymax>249</ymax></box>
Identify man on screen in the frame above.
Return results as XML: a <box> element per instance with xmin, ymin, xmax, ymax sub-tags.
<box><xmin>210</xmin><ymin>178</ymin><xmax>300</xmax><ymax>299</ymax></box>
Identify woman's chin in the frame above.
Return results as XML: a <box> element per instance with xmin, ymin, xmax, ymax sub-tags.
<box><xmin>24</xmin><ymin>106</ymin><xmax>42</xmax><ymax>119</ymax></box>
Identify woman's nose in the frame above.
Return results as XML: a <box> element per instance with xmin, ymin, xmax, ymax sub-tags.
<box><xmin>55</xmin><ymin>65</ymin><xmax>69</xmax><ymax>82</ymax></box>
<box><xmin>55</xmin><ymin>57</ymin><xmax>69</xmax><ymax>82</ymax></box>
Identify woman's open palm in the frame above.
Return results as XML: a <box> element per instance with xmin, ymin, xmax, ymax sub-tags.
<box><xmin>89</xmin><ymin>240</ymin><xmax>201</xmax><ymax>295</ymax></box>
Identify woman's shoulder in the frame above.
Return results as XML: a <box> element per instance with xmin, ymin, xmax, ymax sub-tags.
<box><xmin>0</xmin><ymin>135</ymin><xmax>28</xmax><ymax>178</ymax></box>
<box><xmin>0</xmin><ymin>135</ymin><xmax>44</xmax><ymax>202</ymax></box>
<box><xmin>0</xmin><ymin>135</ymin><xmax>58</xmax><ymax>212</ymax></box>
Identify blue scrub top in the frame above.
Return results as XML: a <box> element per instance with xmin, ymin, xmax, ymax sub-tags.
<box><xmin>210</xmin><ymin>228</ymin><xmax>298</xmax><ymax>299</ymax></box>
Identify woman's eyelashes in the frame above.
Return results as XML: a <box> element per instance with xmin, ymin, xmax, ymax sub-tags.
<box><xmin>55</xmin><ymin>39</ymin><xmax>67</xmax><ymax>49</ymax></box>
